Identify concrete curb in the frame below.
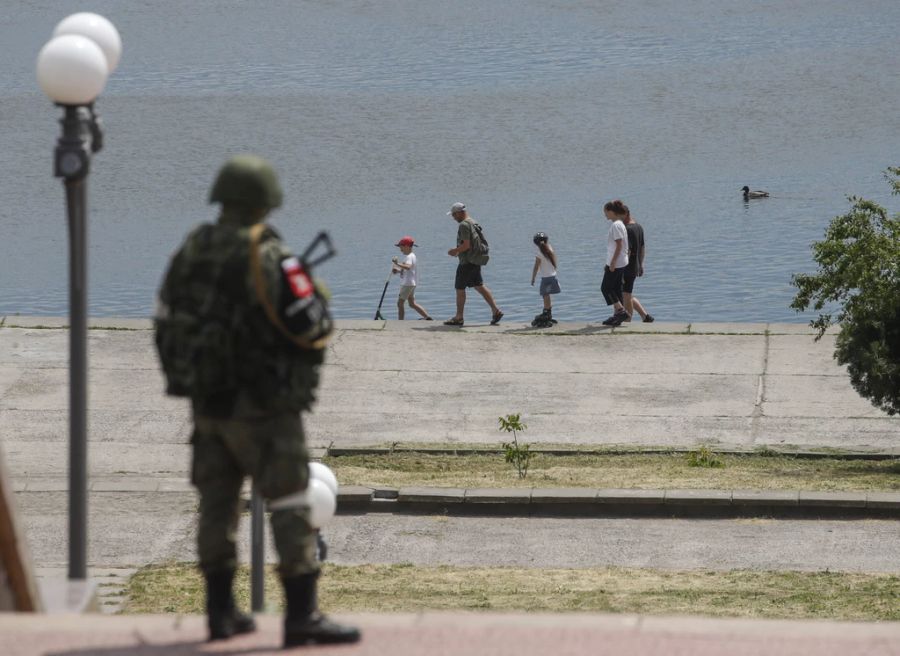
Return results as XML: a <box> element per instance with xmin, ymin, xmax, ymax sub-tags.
<box><xmin>318</xmin><ymin>445</ymin><xmax>900</xmax><ymax>461</ymax></box>
<box><xmin>15</xmin><ymin>478</ymin><xmax>899</xmax><ymax>517</ymax></box>
<box><xmin>1</xmin><ymin>317</ymin><xmax>839</xmax><ymax>336</ymax></box>
<box><xmin>336</xmin><ymin>486</ymin><xmax>900</xmax><ymax>519</ymax></box>
<box><xmin>328</xmin><ymin>486</ymin><xmax>900</xmax><ymax>518</ymax></box>
<box><xmin>12</xmin><ymin>477</ymin><xmax>900</xmax><ymax>518</ymax></box>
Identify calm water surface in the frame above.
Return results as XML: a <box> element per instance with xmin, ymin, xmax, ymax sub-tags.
<box><xmin>1</xmin><ymin>1</ymin><xmax>898</xmax><ymax>322</ymax></box>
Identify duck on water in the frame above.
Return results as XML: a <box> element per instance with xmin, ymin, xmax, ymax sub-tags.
<box><xmin>742</xmin><ymin>185</ymin><xmax>769</xmax><ymax>200</ymax></box>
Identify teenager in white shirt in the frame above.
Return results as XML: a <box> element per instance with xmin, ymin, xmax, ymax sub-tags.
<box><xmin>601</xmin><ymin>200</ymin><xmax>630</xmax><ymax>326</ymax></box>
<box><xmin>392</xmin><ymin>236</ymin><xmax>432</xmax><ymax>320</ymax></box>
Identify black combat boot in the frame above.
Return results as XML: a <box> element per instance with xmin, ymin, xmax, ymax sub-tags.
<box><xmin>281</xmin><ymin>572</ymin><xmax>361</xmax><ymax>647</ymax></box>
<box><xmin>204</xmin><ymin>569</ymin><xmax>257</xmax><ymax>641</ymax></box>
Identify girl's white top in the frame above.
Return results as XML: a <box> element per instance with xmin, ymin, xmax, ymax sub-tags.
<box><xmin>535</xmin><ymin>245</ymin><xmax>557</xmax><ymax>277</ymax></box>
<box><xmin>606</xmin><ymin>220</ymin><xmax>629</xmax><ymax>268</ymax></box>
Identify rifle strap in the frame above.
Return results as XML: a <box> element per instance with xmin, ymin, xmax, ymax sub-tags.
<box><xmin>248</xmin><ymin>223</ymin><xmax>330</xmax><ymax>351</ymax></box>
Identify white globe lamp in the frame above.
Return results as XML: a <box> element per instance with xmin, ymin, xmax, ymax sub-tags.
<box><xmin>36</xmin><ymin>35</ymin><xmax>108</xmax><ymax>105</ymax></box>
<box><xmin>309</xmin><ymin>462</ymin><xmax>339</xmax><ymax>496</ymax></box>
<box><xmin>53</xmin><ymin>12</ymin><xmax>122</xmax><ymax>72</ymax></box>
<box><xmin>307</xmin><ymin>478</ymin><xmax>338</xmax><ymax>529</ymax></box>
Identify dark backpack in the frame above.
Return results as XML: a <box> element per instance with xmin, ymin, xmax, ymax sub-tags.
<box><xmin>155</xmin><ymin>223</ymin><xmax>328</xmax><ymax>414</ymax></box>
<box><xmin>469</xmin><ymin>222</ymin><xmax>490</xmax><ymax>265</ymax></box>
<box><xmin>154</xmin><ymin>223</ymin><xmax>249</xmax><ymax>400</ymax></box>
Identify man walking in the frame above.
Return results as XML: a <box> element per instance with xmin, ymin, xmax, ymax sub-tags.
<box><xmin>444</xmin><ymin>202</ymin><xmax>503</xmax><ymax>326</ymax></box>
<box><xmin>155</xmin><ymin>155</ymin><xmax>360</xmax><ymax>647</ymax></box>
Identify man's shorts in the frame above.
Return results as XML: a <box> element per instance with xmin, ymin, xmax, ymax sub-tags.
<box><xmin>623</xmin><ymin>271</ymin><xmax>637</xmax><ymax>294</ymax></box>
<box><xmin>398</xmin><ymin>285</ymin><xmax>416</xmax><ymax>301</ymax></box>
<box><xmin>539</xmin><ymin>276</ymin><xmax>561</xmax><ymax>296</ymax></box>
<box><xmin>455</xmin><ymin>262</ymin><xmax>484</xmax><ymax>290</ymax></box>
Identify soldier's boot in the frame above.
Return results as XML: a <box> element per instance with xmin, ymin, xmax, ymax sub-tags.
<box><xmin>205</xmin><ymin>569</ymin><xmax>257</xmax><ymax>641</ymax></box>
<box><xmin>282</xmin><ymin>572</ymin><xmax>361</xmax><ymax>647</ymax></box>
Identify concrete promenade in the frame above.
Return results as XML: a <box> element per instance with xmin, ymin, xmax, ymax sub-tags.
<box><xmin>1</xmin><ymin>317</ymin><xmax>897</xmax><ymax>486</ymax></box>
<box><xmin>5</xmin><ymin>612</ymin><xmax>900</xmax><ymax>656</ymax></box>
<box><xmin>2</xmin><ymin>318</ymin><xmax>898</xmax><ymax>651</ymax></box>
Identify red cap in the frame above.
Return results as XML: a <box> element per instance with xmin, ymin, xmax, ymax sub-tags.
<box><xmin>395</xmin><ymin>236</ymin><xmax>416</xmax><ymax>247</ymax></box>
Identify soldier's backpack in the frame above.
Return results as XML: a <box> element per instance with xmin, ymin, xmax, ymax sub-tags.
<box><xmin>155</xmin><ymin>223</ymin><xmax>332</xmax><ymax>413</ymax></box>
<box><xmin>154</xmin><ymin>223</ymin><xmax>249</xmax><ymax>400</ymax></box>
<box><xmin>469</xmin><ymin>222</ymin><xmax>490</xmax><ymax>265</ymax></box>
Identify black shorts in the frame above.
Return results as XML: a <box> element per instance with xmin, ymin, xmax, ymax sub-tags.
<box><xmin>623</xmin><ymin>271</ymin><xmax>637</xmax><ymax>294</ymax></box>
<box><xmin>455</xmin><ymin>262</ymin><xmax>484</xmax><ymax>290</ymax></box>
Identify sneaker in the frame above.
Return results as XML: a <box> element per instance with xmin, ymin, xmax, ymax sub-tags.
<box><xmin>643</xmin><ymin>314</ymin><xmax>655</xmax><ymax>323</ymax></box>
<box><xmin>610</xmin><ymin>310</ymin><xmax>628</xmax><ymax>326</ymax></box>
<box><xmin>490</xmin><ymin>310</ymin><xmax>504</xmax><ymax>325</ymax></box>
<box><xmin>623</xmin><ymin>314</ymin><xmax>632</xmax><ymax>322</ymax></box>
<box><xmin>601</xmin><ymin>314</ymin><xmax>618</xmax><ymax>326</ymax></box>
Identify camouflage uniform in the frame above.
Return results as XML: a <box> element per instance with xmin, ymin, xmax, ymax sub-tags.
<box><xmin>155</xmin><ymin>156</ymin><xmax>358</xmax><ymax>646</ymax></box>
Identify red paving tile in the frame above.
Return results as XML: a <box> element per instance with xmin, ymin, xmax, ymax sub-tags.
<box><xmin>3</xmin><ymin>613</ymin><xmax>900</xmax><ymax>656</ymax></box>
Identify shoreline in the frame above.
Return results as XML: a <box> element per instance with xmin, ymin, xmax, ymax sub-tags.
<box><xmin>0</xmin><ymin>315</ymin><xmax>834</xmax><ymax>336</ymax></box>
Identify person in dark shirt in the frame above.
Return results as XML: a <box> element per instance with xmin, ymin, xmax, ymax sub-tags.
<box><xmin>619</xmin><ymin>201</ymin><xmax>654</xmax><ymax>323</ymax></box>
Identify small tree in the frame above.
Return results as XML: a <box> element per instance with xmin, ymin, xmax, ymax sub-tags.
<box><xmin>498</xmin><ymin>414</ymin><xmax>534</xmax><ymax>479</ymax></box>
<box><xmin>791</xmin><ymin>166</ymin><xmax>900</xmax><ymax>415</ymax></box>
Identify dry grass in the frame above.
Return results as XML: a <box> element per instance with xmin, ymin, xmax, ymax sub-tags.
<box><xmin>322</xmin><ymin>452</ymin><xmax>900</xmax><ymax>491</ymax></box>
<box><xmin>124</xmin><ymin>563</ymin><xmax>900</xmax><ymax>621</ymax></box>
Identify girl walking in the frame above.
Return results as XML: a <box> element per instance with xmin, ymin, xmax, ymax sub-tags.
<box><xmin>530</xmin><ymin>232</ymin><xmax>560</xmax><ymax>327</ymax></box>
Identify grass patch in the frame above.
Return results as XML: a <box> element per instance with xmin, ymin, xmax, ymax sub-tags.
<box><xmin>321</xmin><ymin>452</ymin><xmax>900</xmax><ymax>491</ymax></box>
<box><xmin>686</xmin><ymin>447</ymin><xmax>725</xmax><ymax>468</ymax></box>
<box><xmin>124</xmin><ymin>563</ymin><xmax>900</xmax><ymax>621</ymax></box>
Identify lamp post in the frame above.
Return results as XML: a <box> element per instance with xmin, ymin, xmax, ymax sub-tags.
<box><xmin>36</xmin><ymin>13</ymin><xmax>121</xmax><ymax>581</ymax></box>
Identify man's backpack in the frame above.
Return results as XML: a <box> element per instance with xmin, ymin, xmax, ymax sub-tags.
<box><xmin>469</xmin><ymin>222</ymin><xmax>490</xmax><ymax>265</ymax></box>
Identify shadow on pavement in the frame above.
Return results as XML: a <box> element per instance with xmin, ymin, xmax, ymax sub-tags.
<box><xmin>47</xmin><ymin>643</ymin><xmax>284</xmax><ymax>656</ymax></box>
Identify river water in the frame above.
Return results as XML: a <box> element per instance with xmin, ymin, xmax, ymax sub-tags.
<box><xmin>2</xmin><ymin>1</ymin><xmax>898</xmax><ymax>322</ymax></box>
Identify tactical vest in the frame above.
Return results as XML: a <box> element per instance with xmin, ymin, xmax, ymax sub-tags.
<box><xmin>155</xmin><ymin>222</ymin><xmax>324</xmax><ymax>417</ymax></box>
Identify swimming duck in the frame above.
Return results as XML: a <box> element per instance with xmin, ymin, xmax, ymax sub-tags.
<box><xmin>742</xmin><ymin>185</ymin><xmax>769</xmax><ymax>200</ymax></box>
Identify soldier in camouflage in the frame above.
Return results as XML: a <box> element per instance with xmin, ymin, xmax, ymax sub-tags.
<box><xmin>155</xmin><ymin>155</ymin><xmax>360</xmax><ymax>647</ymax></box>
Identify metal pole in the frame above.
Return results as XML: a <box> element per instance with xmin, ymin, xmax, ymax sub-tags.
<box><xmin>66</xmin><ymin>177</ymin><xmax>88</xmax><ymax>580</ymax></box>
<box><xmin>250</xmin><ymin>484</ymin><xmax>265</xmax><ymax>612</ymax></box>
<box><xmin>55</xmin><ymin>103</ymin><xmax>92</xmax><ymax>582</ymax></box>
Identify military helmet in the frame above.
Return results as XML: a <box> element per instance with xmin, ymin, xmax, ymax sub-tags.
<box><xmin>209</xmin><ymin>154</ymin><xmax>283</xmax><ymax>209</ymax></box>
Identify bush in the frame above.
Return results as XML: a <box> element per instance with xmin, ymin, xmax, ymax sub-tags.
<box><xmin>791</xmin><ymin>167</ymin><xmax>900</xmax><ymax>416</ymax></box>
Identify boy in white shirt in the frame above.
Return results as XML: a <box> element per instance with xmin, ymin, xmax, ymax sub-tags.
<box><xmin>392</xmin><ymin>236</ymin><xmax>432</xmax><ymax>320</ymax></box>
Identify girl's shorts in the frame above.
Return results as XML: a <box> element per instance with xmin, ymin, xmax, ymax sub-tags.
<box><xmin>539</xmin><ymin>276</ymin><xmax>561</xmax><ymax>296</ymax></box>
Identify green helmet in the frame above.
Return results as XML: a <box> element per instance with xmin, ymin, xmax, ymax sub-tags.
<box><xmin>209</xmin><ymin>154</ymin><xmax>283</xmax><ymax>209</ymax></box>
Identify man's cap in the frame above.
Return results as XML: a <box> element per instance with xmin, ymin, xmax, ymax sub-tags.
<box><xmin>395</xmin><ymin>235</ymin><xmax>416</xmax><ymax>247</ymax></box>
<box><xmin>447</xmin><ymin>202</ymin><xmax>466</xmax><ymax>215</ymax></box>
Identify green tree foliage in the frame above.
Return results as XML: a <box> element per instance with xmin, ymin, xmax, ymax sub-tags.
<box><xmin>791</xmin><ymin>167</ymin><xmax>900</xmax><ymax>415</ymax></box>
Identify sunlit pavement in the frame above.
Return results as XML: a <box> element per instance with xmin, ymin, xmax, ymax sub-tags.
<box><xmin>5</xmin><ymin>612</ymin><xmax>900</xmax><ymax>656</ymax></box>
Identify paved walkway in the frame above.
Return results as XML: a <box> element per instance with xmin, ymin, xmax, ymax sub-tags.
<box><xmin>5</xmin><ymin>612</ymin><xmax>900</xmax><ymax>656</ymax></box>
<box><xmin>3</xmin><ymin>318</ymin><xmax>899</xmax><ymax>617</ymax></box>
<box><xmin>14</xmin><ymin>488</ymin><xmax>900</xmax><ymax>573</ymax></box>
<box><xmin>1</xmin><ymin>318</ymin><xmax>897</xmax><ymax>484</ymax></box>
